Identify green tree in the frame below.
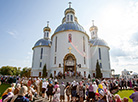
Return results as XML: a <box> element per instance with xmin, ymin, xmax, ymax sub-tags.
<box><xmin>42</xmin><ymin>64</ymin><xmax>47</xmax><ymax>78</ymax></box>
<box><xmin>0</xmin><ymin>66</ymin><xmax>17</xmax><ymax>75</ymax></box>
<box><xmin>96</xmin><ymin>60</ymin><xmax>102</xmax><ymax>78</ymax></box>
<box><xmin>20</xmin><ymin>67</ymin><xmax>31</xmax><ymax>77</ymax></box>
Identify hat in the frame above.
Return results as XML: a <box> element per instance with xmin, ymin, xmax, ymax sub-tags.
<box><xmin>99</xmin><ymin>90</ymin><xmax>105</xmax><ymax>96</ymax></box>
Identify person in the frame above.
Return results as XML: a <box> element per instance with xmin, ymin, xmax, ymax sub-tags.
<box><xmin>88</xmin><ymin>82</ymin><xmax>95</xmax><ymax>102</ymax></box>
<box><xmin>11</xmin><ymin>86</ymin><xmax>29</xmax><ymax>102</ymax></box>
<box><xmin>14</xmin><ymin>83</ymin><xmax>21</xmax><ymax>95</ymax></box>
<box><xmin>98</xmin><ymin>90</ymin><xmax>107</xmax><ymax>102</ymax></box>
<box><xmin>78</xmin><ymin>81</ymin><xmax>84</xmax><ymax>102</ymax></box>
<box><xmin>114</xmin><ymin>94</ymin><xmax>122</xmax><ymax>102</ymax></box>
<box><xmin>66</xmin><ymin>82</ymin><xmax>71</xmax><ymax>102</ymax></box>
<box><xmin>42</xmin><ymin>79</ymin><xmax>47</xmax><ymax>98</ymax></box>
<box><xmin>11</xmin><ymin>83</ymin><xmax>16</xmax><ymax>92</ymax></box>
<box><xmin>53</xmin><ymin>87</ymin><xmax>60</xmax><ymax>102</ymax></box>
<box><xmin>59</xmin><ymin>82</ymin><xmax>65</xmax><ymax>102</ymax></box>
<box><xmin>71</xmin><ymin>80</ymin><xmax>77</xmax><ymax>102</ymax></box>
<box><xmin>47</xmin><ymin>81</ymin><xmax>54</xmax><ymax>102</ymax></box>
<box><xmin>2</xmin><ymin>88</ymin><xmax>13</xmax><ymax>102</ymax></box>
<box><xmin>129</xmin><ymin>87</ymin><xmax>138</xmax><ymax>102</ymax></box>
<box><xmin>25</xmin><ymin>87</ymin><xmax>33</xmax><ymax>101</ymax></box>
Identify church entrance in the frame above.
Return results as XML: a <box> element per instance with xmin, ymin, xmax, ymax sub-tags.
<box><xmin>63</xmin><ymin>53</ymin><xmax>76</xmax><ymax>74</ymax></box>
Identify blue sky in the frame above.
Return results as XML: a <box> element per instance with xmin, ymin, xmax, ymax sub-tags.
<box><xmin>0</xmin><ymin>0</ymin><xmax>138</xmax><ymax>74</ymax></box>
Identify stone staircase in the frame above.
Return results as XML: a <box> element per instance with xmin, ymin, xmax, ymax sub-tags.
<box><xmin>57</xmin><ymin>76</ymin><xmax>88</xmax><ymax>84</ymax></box>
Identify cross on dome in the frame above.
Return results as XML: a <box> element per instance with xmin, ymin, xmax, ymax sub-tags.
<box><xmin>47</xmin><ymin>21</ymin><xmax>49</xmax><ymax>27</ymax></box>
<box><xmin>92</xmin><ymin>20</ymin><xmax>94</xmax><ymax>26</ymax></box>
<box><xmin>69</xmin><ymin>2</ymin><xmax>72</xmax><ymax>8</ymax></box>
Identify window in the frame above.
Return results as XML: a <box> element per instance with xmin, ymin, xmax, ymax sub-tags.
<box><xmin>54</xmin><ymin>56</ymin><xmax>56</xmax><ymax>64</ymax></box>
<box><xmin>47</xmin><ymin>32</ymin><xmax>49</xmax><ymax>37</ymax></box>
<box><xmin>40</xmin><ymin>62</ymin><xmax>42</xmax><ymax>67</ymax></box>
<box><xmin>83</xmin><ymin>37</ymin><xmax>85</xmax><ymax>52</ymax></box>
<box><xmin>55</xmin><ymin>37</ymin><xmax>57</xmax><ymax>52</ymax></box>
<box><xmin>99</xmin><ymin>48</ymin><xmax>101</xmax><ymax>60</ymax></box>
<box><xmin>71</xmin><ymin>15</ymin><xmax>73</xmax><ymax>21</ymax></box>
<box><xmin>100</xmin><ymin>63</ymin><xmax>102</xmax><ymax>68</ymax></box>
<box><xmin>84</xmin><ymin>57</ymin><xmax>86</xmax><ymax>64</ymax></box>
<box><xmin>68</xmin><ymin>34</ymin><xmax>72</xmax><ymax>42</ymax></box>
<box><xmin>59</xmin><ymin>63</ymin><xmax>61</xmax><ymax>67</ymax></box>
<box><xmin>40</xmin><ymin>48</ymin><xmax>43</xmax><ymax>59</ymax></box>
<box><xmin>67</xmin><ymin>15</ymin><xmax>69</xmax><ymax>21</ymax></box>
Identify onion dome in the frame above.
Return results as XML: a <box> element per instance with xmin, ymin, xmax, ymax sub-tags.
<box><xmin>64</xmin><ymin>2</ymin><xmax>75</xmax><ymax>15</ymax></box>
<box><xmin>33</xmin><ymin>38</ymin><xmax>51</xmax><ymax>48</ymax></box>
<box><xmin>64</xmin><ymin>7</ymin><xmax>75</xmax><ymax>15</ymax></box>
<box><xmin>89</xmin><ymin>38</ymin><xmax>109</xmax><ymax>48</ymax></box>
<box><xmin>89</xmin><ymin>20</ymin><xmax>98</xmax><ymax>32</ymax></box>
<box><xmin>54</xmin><ymin>22</ymin><xmax>86</xmax><ymax>34</ymax></box>
<box><xmin>43</xmin><ymin>21</ymin><xmax>51</xmax><ymax>32</ymax></box>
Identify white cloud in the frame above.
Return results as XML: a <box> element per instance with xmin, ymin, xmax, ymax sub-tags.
<box><xmin>7</xmin><ymin>30</ymin><xmax>18</xmax><ymax>38</ymax></box>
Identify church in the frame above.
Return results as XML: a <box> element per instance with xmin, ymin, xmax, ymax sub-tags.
<box><xmin>31</xmin><ymin>3</ymin><xmax>111</xmax><ymax>78</ymax></box>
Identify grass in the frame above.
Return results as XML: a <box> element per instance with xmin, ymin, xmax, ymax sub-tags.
<box><xmin>116</xmin><ymin>89</ymin><xmax>134</xmax><ymax>102</ymax></box>
<box><xmin>0</xmin><ymin>83</ymin><xmax>11</xmax><ymax>99</ymax></box>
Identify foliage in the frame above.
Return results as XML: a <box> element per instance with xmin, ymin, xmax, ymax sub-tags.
<box><xmin>96</xmin><ymin>60</ymin><xmax>102</xmax><ymax>78</ymax></box>
<box><xmin>0</xmin><ymin>66</ymin><xmax>20</xmax><ymax>75</ymax></box>
<box><xmin>0</xmin><ymin>66</ymin><xmax>31</xmax><ymax>77</ymax></box>
<box><xmin>20</xmin><ymin>67</ymin><xmax>31</xmax><ymax>78</ymax></box>
<box><xmin>42</xmin><ymin>64</ymin><xmax>47</xmax><ymax>78</ymax></box>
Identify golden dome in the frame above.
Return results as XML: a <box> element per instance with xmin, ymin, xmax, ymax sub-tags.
<box><xmin>89</xmin><ymin>20</ymin><xmax>98</xmax><ymax>32</ymax></box>
<box><xmin>43</xmin><ymin>26</ymin><xmax>51</xmax><ymax>32</ymax></box>
<box><xmin>43</xmin><ymin>21</ymin><xmax>51</xmax><ymax>32</ymax></box>
<box><xmin>64</xmin><ymin>2</ymin><xmax>75</xmax><ymax>15</ymax></box>
<box><xmin>89</xmin><ymin>25</ymin><xmax>98</xmax><ymax>31</ymax></box>
<box><xmin>64</xmin><ymin>8</ymin><xmax>75</xmax><ymax>15</ymax></box>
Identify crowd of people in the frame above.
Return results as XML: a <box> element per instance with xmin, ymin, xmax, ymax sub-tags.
<box><xmin>0</xmin><ymin>75</ymin><xmax>138</xmax><ymax>102</ymax></box>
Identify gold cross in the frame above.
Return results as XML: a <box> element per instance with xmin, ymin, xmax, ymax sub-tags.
<box><xmin>68</xmin><ymin>47</ymin><xmax>72</xmax><ymax>53</ymax></box>
<box><xmin>69</xmin><ymin>2</ymin><xmax>72</xmax><ymax>8</ymax></box>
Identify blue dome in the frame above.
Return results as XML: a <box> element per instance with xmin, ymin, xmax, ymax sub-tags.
<box><xmin>89</xmin><ymin>38</ymin><xmax>108</xmax><ymax>47</ymax></box>
<box><xmin>54</xmin><ymin>22</ymin><xmax>86</xmax><ymax>33</ymax></box>
<box><xmin>34</xmin><ymin>38</ymin><xmax>51</xmax><ymax>47</ymax></box>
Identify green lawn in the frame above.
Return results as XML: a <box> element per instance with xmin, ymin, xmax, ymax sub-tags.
<box><xmin>0</xmin><ymin>83</ymin><xmax>11</xmax><ymax>99</ymax></box>
<box><xmin>116</xmin><ymin>89</ymin><xmax>134</xmax><ymax>102</ymax></box>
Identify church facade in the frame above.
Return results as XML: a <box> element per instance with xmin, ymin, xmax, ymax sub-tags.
<box><xmin>31</xmin><ymin>4</ymin><xmax>111</xmax><ymax>78</ymax></box>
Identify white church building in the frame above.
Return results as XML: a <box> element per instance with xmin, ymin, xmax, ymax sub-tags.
<box><xmin>31</xmin><ymin>3</ymin><xmax>111</xmax><ymax>78</ymax></box>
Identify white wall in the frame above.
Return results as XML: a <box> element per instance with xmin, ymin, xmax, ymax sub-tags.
<box><xmin>31</xmin><ymin>46</ymin><xmax>50</xmax><ymax>76</ymax></box>
<box><xmin>50</xmin><ymin>31</ymin><xmax>89</xmax><ymax>71</ymax></box>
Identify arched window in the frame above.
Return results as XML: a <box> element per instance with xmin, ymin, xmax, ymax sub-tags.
<box><xmin>71</xmin><ymin>15</ymin><xmax>73</xmax><ymax>21</ymax></box>
<box><xmin>54</xmin><ymin>56</ymin><xmax>56</xmax><ymax>64</ymax></box>
<box><xmin>68</xmin><ymin>34</ymin><xmax>72</xmax><ymax>43</ymax></box>
<box><xmin>99</xmin><ymin>48</ymin><xmax>101</xmax><ymax>60</ymax></box>
<box><xmin>40</xmin><ymin>62</ymin><xmax>42</xmax><ymax>67</ymax></box>
<box><xmin>67</xmin><ymin>15</ymin><xmax>69</xmax><ymax>21</ymax></box>
<box><xmin>55</xmin><ymin>36</ymin><xmax>57</xmax><ymax>52</ymax></box>
<box><xmin>84</xmin><ymin>57</ymin><xmax>86</xmax><ymax>64</ymax></box>
<box><xmin>83</xmin><ymin>37</ymin><xmax>85</xmax><ymax>52</ymax></box>
<box><xmin>47</xmin><ymin>32</ymin><xmax>49</xmax><ymax>37</ymax></box>
<box><xmin>40</xmin><ymin>48</ymin><xmax>43</xmax><ymax>59</ymax></box>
